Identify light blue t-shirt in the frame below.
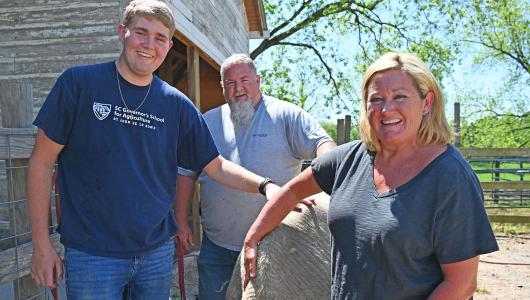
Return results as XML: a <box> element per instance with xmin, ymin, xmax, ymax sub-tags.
<box><xmin>199</xmin><ymin>95</ymin><xmax>333</xmax><ymax>250</ymax></box>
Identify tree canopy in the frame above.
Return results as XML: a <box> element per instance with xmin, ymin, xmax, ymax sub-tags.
<box><xmin>252</xmin><ymin>0</ymin><xmax>529</xmax><ymax>147</ymax></box>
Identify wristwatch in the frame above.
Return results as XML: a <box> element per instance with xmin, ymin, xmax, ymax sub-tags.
<box><xmin>258</xmin><ymin>177</ymin><xmax>275</xmax><ymax>196</ymax></box>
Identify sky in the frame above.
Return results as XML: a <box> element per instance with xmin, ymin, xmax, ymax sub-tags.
<box><xmin>248</xmin><ymin>2</ymin><xmax>529</xmax><ymax>124</ymax></box>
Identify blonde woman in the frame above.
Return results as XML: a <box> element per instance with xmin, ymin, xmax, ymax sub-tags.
<box><xmin>242</xmin><ymin>53</ymin><xmax>498</xmax><ymax>299</ymax></box>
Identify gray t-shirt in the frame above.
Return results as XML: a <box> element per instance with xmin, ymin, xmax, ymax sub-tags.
<box><xmin>199</xmin><ymin>95</ymin><xmax>332</xmax><ymax>251</ymax></box>
<box><xmin>312</xmin><ymin>141</ymin><xmax>498</xmax><ymax>299</ymax></box>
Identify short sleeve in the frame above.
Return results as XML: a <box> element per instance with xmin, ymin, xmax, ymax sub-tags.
<box><xmin>177</xmin><ymin>103</ymin><xmax>219</xmax><ymax>172</ymax></box>
<box><xmin>33</xmin><ymin>70</ymin><xmax>77</xmax><ymax>145</ymax></box>
<box><xmin>311</xmin><ymin>143</ymin><xmax>353</xmax><ymax>195</ymax></box>
<box><xmin>177</xmin><ymin>166</ymin><xmax>197</xmax><ymax>177</ymax></box>
<box><xmin>286</xmin><ymin>109</ymin><xmax>333</xmax><ymax>160</ymax></box>
<box><xmin>434</xmin><ymin>173</ymin><xmax>499</xmax><ymax>264</ymax></box>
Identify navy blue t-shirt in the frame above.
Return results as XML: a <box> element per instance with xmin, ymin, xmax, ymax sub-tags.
<box><xmin>34</xmin><ymin>61</ymin><xmax>219</xmax><ymax>257</ymax></box>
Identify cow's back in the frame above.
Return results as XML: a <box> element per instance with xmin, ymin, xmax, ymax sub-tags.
<box><xmin>226</xmin><ymin>193</ymin><xmax>331</xmax><ymax>300</ymax></box>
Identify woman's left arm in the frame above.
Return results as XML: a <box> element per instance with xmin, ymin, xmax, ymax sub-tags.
<box><xmin>428</xmin><ymin>256</ymin><xmax>479</xmax><ymax>300</ymax></box>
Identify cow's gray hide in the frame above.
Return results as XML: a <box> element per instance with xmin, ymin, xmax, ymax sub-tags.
<box><xmin>226</xmin><ymin>193</ymin><xmax>331</xmax><ymax>300</ymax></box>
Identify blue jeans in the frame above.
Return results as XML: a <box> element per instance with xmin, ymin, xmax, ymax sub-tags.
<box><xmin>65</xmin><ymin>239</ymin><xmax>174</xmax><ymax>300</ymax></box>
<box><xmin>198</xmin><ymin>234</ymin><xmax>240</xmax><ymax>300</ymax></box>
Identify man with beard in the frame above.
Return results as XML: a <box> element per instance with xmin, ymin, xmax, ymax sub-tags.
<box><xmin>180</xmin><ymin>53</ymin><xmax>335</xmax><ymax>299</ymax></box>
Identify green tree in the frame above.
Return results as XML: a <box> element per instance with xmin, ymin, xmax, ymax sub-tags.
<box><xmin>319</xmin><ymin>119</ymin><xmax>360</xmax><ymax>143</ymax></box>
<box><xmin>254</xmin><ymin>0</ymin><xmax>529</xmax><ymax>151</ymax></box>
<box><xmin>455</xmin><ymin>0</ymin><xmax>529</xmax><ymax>78</ymax></box>
<box><xmin>461</xmin><ymin>113</ymin><xmax>530</xmax><ymax>148</ymax></box>
<box><xmin>253</xmin><ymin>0</ymin><xmax>457</xmax><ymax>116</ymax></box>
<box><xmin>320</xmin><ymin>120</ymin><xmax>338</xmax><ymax>142</ymax></box>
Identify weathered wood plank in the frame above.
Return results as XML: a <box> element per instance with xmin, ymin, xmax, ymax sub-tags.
<box><xmin>337</xmin><ymin>119</ymin><xmax>345</xmax><ymax>145</ymax></box>
<box><xmin>0</xmin><ymin>0</ymin><xmax>119</xmax><ymax>9</ymax></box>
<box><xmin>3</xmin><ymin>24</ymin><xmax>117</xmax><ymax>45</ymax></box>
<box><xmin>0</xmin><ymin>128</ymin><xmax>37</xmax><ymax>135</ymax></box>
<box><xmin>0</xmin><ymin>234</ymin><xmax>62</xmax><ymax>285</ymax></box>
<box><xmin>459</xmin><ymin>148</ymin><xmax>530</xmax><ymax>158</ymax></box>
<box><xmin>5</xmin><ymin>54</ymin><xmax>118</xmax><ymax>76</ymax></box>
<box><xmin>488</xmin><ymin>215</ymin><xmax>530</xmax><ymax>224</ymax></box>
<box><xmin>481</xmin><ymin>181</ymin><xmax>530</xmax><ymax>190</ymax></box>
<box><xmin>0</xmin><ymin>160</ymin><xmax>6</xmax><ymax>203</ymax></box>
<box><xmin>0</xmin><ymin>134</ymin><xmax>36</xmax><ymax>160</ymax></box>
<box><xmin>0</xmin><ymin>81</ymin><xmax>34</xmax><ymax>256</ymax></box>
<box><xmin>187</xmin><ymin>46</ymin><xmax>202</xmax><ymax>248</ymax></box>
<box><xmin>175</xmin><ymin>0</ymin><xmax>248</xmax><ymax>64</ymax></box>
<box><xmin>187</xmin><ymin>46</ymin><xmax>200</xmax><ymax>107</ymax></box>
<box><xmin>0</xmin><ymin>34</ymin><xmax>120</xmax><ymax>51</ymax></box>
<box><xmin>0</xmin><ymin>81</ymin><xmax>33</xmax><ymax>128</ymax></box>
<box><xmin>344</xmin><ymin>115</ymin><xmax>351</xmax><ymax>143</ymax></box>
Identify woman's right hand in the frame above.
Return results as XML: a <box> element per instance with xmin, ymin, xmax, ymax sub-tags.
<box><xmin>243</xmin><ymin>239</ymin><xmax>259</xmax><ymax>288</ymax></box>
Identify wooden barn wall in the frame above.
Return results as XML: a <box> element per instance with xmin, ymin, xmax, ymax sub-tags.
<box><xmin>0</xmin><ymin>0</ymin><xmax>251</xmax><ymax>119</ymax></box>
<box><xmin>0</xmin><ymin>0</ymin><xmax>128</xmax><ymax>117</ymax></box>
<box><xmin>179</xmin><ymin>0</ymin><xmax>249</xmax><ymax>57</ymax></box>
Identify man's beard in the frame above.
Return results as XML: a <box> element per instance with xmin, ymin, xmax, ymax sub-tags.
<box><xmin>228</xmin><ymin>97</ymin><xmax>255</xmax><ymax>130</ymax></box>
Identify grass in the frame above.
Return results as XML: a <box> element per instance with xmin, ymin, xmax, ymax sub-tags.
<box><xmin>487</xmin><ymin>207</ymin><xmax>530</xmax><ymax>234</ymax></box>
<box><xmin>486</xmin><ymin>207</ymin><xmax>530</xmax><ymax>215</ymax></box>
<box><xmin>491</xmin><ymin>222</ymin><xmax>530</xmax><ymax>235</ymax></box>
<box><xmin>476</xmin><ymin>286</ymin><xmax>491</xmax><ymax>295</ymax></box>
<box><xmin>470</xmin><ymin>161</ymin><xmax>530</xmax><ymax>182</ymax></box>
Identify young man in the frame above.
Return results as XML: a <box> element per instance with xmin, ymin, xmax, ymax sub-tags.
<box><xmin>28</xmin><ymin>2</ymin><xmax>278</xmax><ymax>299</ymax></box>
<box><xmin>187</xmin><ymin>54</ymin><xmax>336</xmax><ymax>299</ymax></box>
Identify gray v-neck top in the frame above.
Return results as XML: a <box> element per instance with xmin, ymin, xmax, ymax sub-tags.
<box><xmin>312</xmin><ymin>141</ymin><xmax>498</xmax><ymax>299</ymax></box>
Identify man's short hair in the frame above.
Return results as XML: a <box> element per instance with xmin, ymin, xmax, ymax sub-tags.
<box><xmin>122</xmin><ymin>0</ymin><xmax>176</xmax><ymax>35</ymax></box>
<box><xmin>220</xmin><ymin>54</ymin><xmax>257</xmax><ymax>82</ymax></box>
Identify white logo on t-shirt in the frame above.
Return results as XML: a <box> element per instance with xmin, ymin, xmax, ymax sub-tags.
<box><xmin>93</xmin><ymin>102</ymin><xmax>112</xmax><ymax>120</ymax></box>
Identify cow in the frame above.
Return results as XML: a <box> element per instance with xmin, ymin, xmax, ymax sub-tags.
<box><xmin>226</xmin><ymin>193</ymin><xmax>331</xmax><ymax>300</ymax></box>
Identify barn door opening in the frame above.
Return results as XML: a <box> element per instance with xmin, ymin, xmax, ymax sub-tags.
<box><xmin>155</xmin><ymin>36</ymin><xmax>224</xmax><ymax>113</ymax></box>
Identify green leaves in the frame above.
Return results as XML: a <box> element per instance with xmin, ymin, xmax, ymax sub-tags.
<box><xmin>461</xmin><ymin>114</ymin><xmax>530</xmax><ymax>148</ymax></box>
<box><xmin>254</xmin><ymin>0</ymin><xmax>528</xmax><ymax>131</ymax></box>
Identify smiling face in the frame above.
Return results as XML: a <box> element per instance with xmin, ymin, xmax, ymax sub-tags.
<box><xmin>221</xmin><ymin>63</ymin><xmax>262</xmax><ymax>106</ymax></box>
<box><xmin>117</xmin><ymin>15</ymin><xmax>173</xmax><ymax>85</ymax></box>
<box><xmin>366</xmin><ymin>69</ymin><xmax>433</xmax><ymax>150</ymax></box>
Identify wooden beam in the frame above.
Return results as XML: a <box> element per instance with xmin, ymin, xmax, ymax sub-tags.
<box><xmin>459</xmin><ymin>148</ymin><xmax>530</xmax><ymax>158</ymax></box>
<box><xmin>0</xmin><ymin>81</ymin><xmax>33</xmax><ymax>247</ymax></box>
<box><xmin>344</xmin><ymin>115</ymin><xmax>351</xmax><ymax>143</ymax></box>
<box><xmin>488</xmin><ymin>215</ymin><xmax>530</xmax><ymax>224</ymax></box>
<box><xmin>336</xmin><ymin>119</ymin><xmax>345</xmax><ymax>145</ymax></box>
<box><xmin>187</xmin><ymin>46</ymin><xmax>201</xmax><ymax>108</ymax></box>
<box><xmin>173</xmin><ymin>30</ymin><xmax>220</xmax><ymax>72</ymax></box>
<box><xmin>481</xmin><ymin>181</ymin><xmax>530</xmax><ymax>190</ymax></box>
<box><xmin>191</xmin><ymin>183</ymin><xmax>201</xmax><ymax>251</ymax></box>
<box><xmin>243</xmin><ymin>0</ymin><xmax>268</xmax><ymax>35</ymax></box>
<box><xmin>0</xmin><ymin>80</ymin><xmax>39</xmax><ymax>297</ymax></box>
<box><xmin>186</xmin><ymin>46</ymin><xmax>202</xmax><ymax>247</ymax></box>
<box><xmin>0</xmin><ymin>81</ymin><xmax>33</xmax><ymax>128</ymax></box>
<box><xmin>454</xmin><ymin>102</ymin><xmax>461</xmax><ymax>147</ymax></box>
<box><xmin>0</xmin><ymin>131</ymin><xmax>36</xmax><ymax>160</ymax></box>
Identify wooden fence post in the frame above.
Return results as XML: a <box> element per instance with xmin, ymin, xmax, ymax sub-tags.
<box><xmin>454</xmin><ymin>102</ymin><xmax>461</xmax><ymax>147</ymax></box>
<box><xmin>337</xmin><ymin>118</ymin><xmax>345</xmax><ymax>145</ymax></box>
<box><xmin>187</xmin><ymin>46</ymin><xmax>202</xmax><ymax>249</ymax></box>
<box><xmin>344</xmin><ymin>115</ymin><xmax>351</xmax><ymax>143</ymax></box>
<box><xmin>0</xmin><ymin>80</ymin><xmax>42</xmax><ymax>299</ymax></box>
<box><xmin>0</xmin><ymin>80</ymin><xmax>34</xmax><ymax>247</ymax></box>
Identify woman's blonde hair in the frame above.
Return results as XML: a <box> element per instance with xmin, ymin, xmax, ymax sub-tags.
<box><xmin>359</xmin><ymin>52</ymin><xmax>453</xmax><ymax>152</ymax></box>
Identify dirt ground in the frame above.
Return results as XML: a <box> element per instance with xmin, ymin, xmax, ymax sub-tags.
<box><xmin>475</xmin><ymin>234</ymin><xmax>530</xmax><ymax>299</ymax></box>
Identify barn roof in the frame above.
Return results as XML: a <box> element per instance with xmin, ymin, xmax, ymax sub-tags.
<box><xmin>244</xmin><ymin>0</ymin><xmax>269</xmax><ymax>38</ymax></box>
